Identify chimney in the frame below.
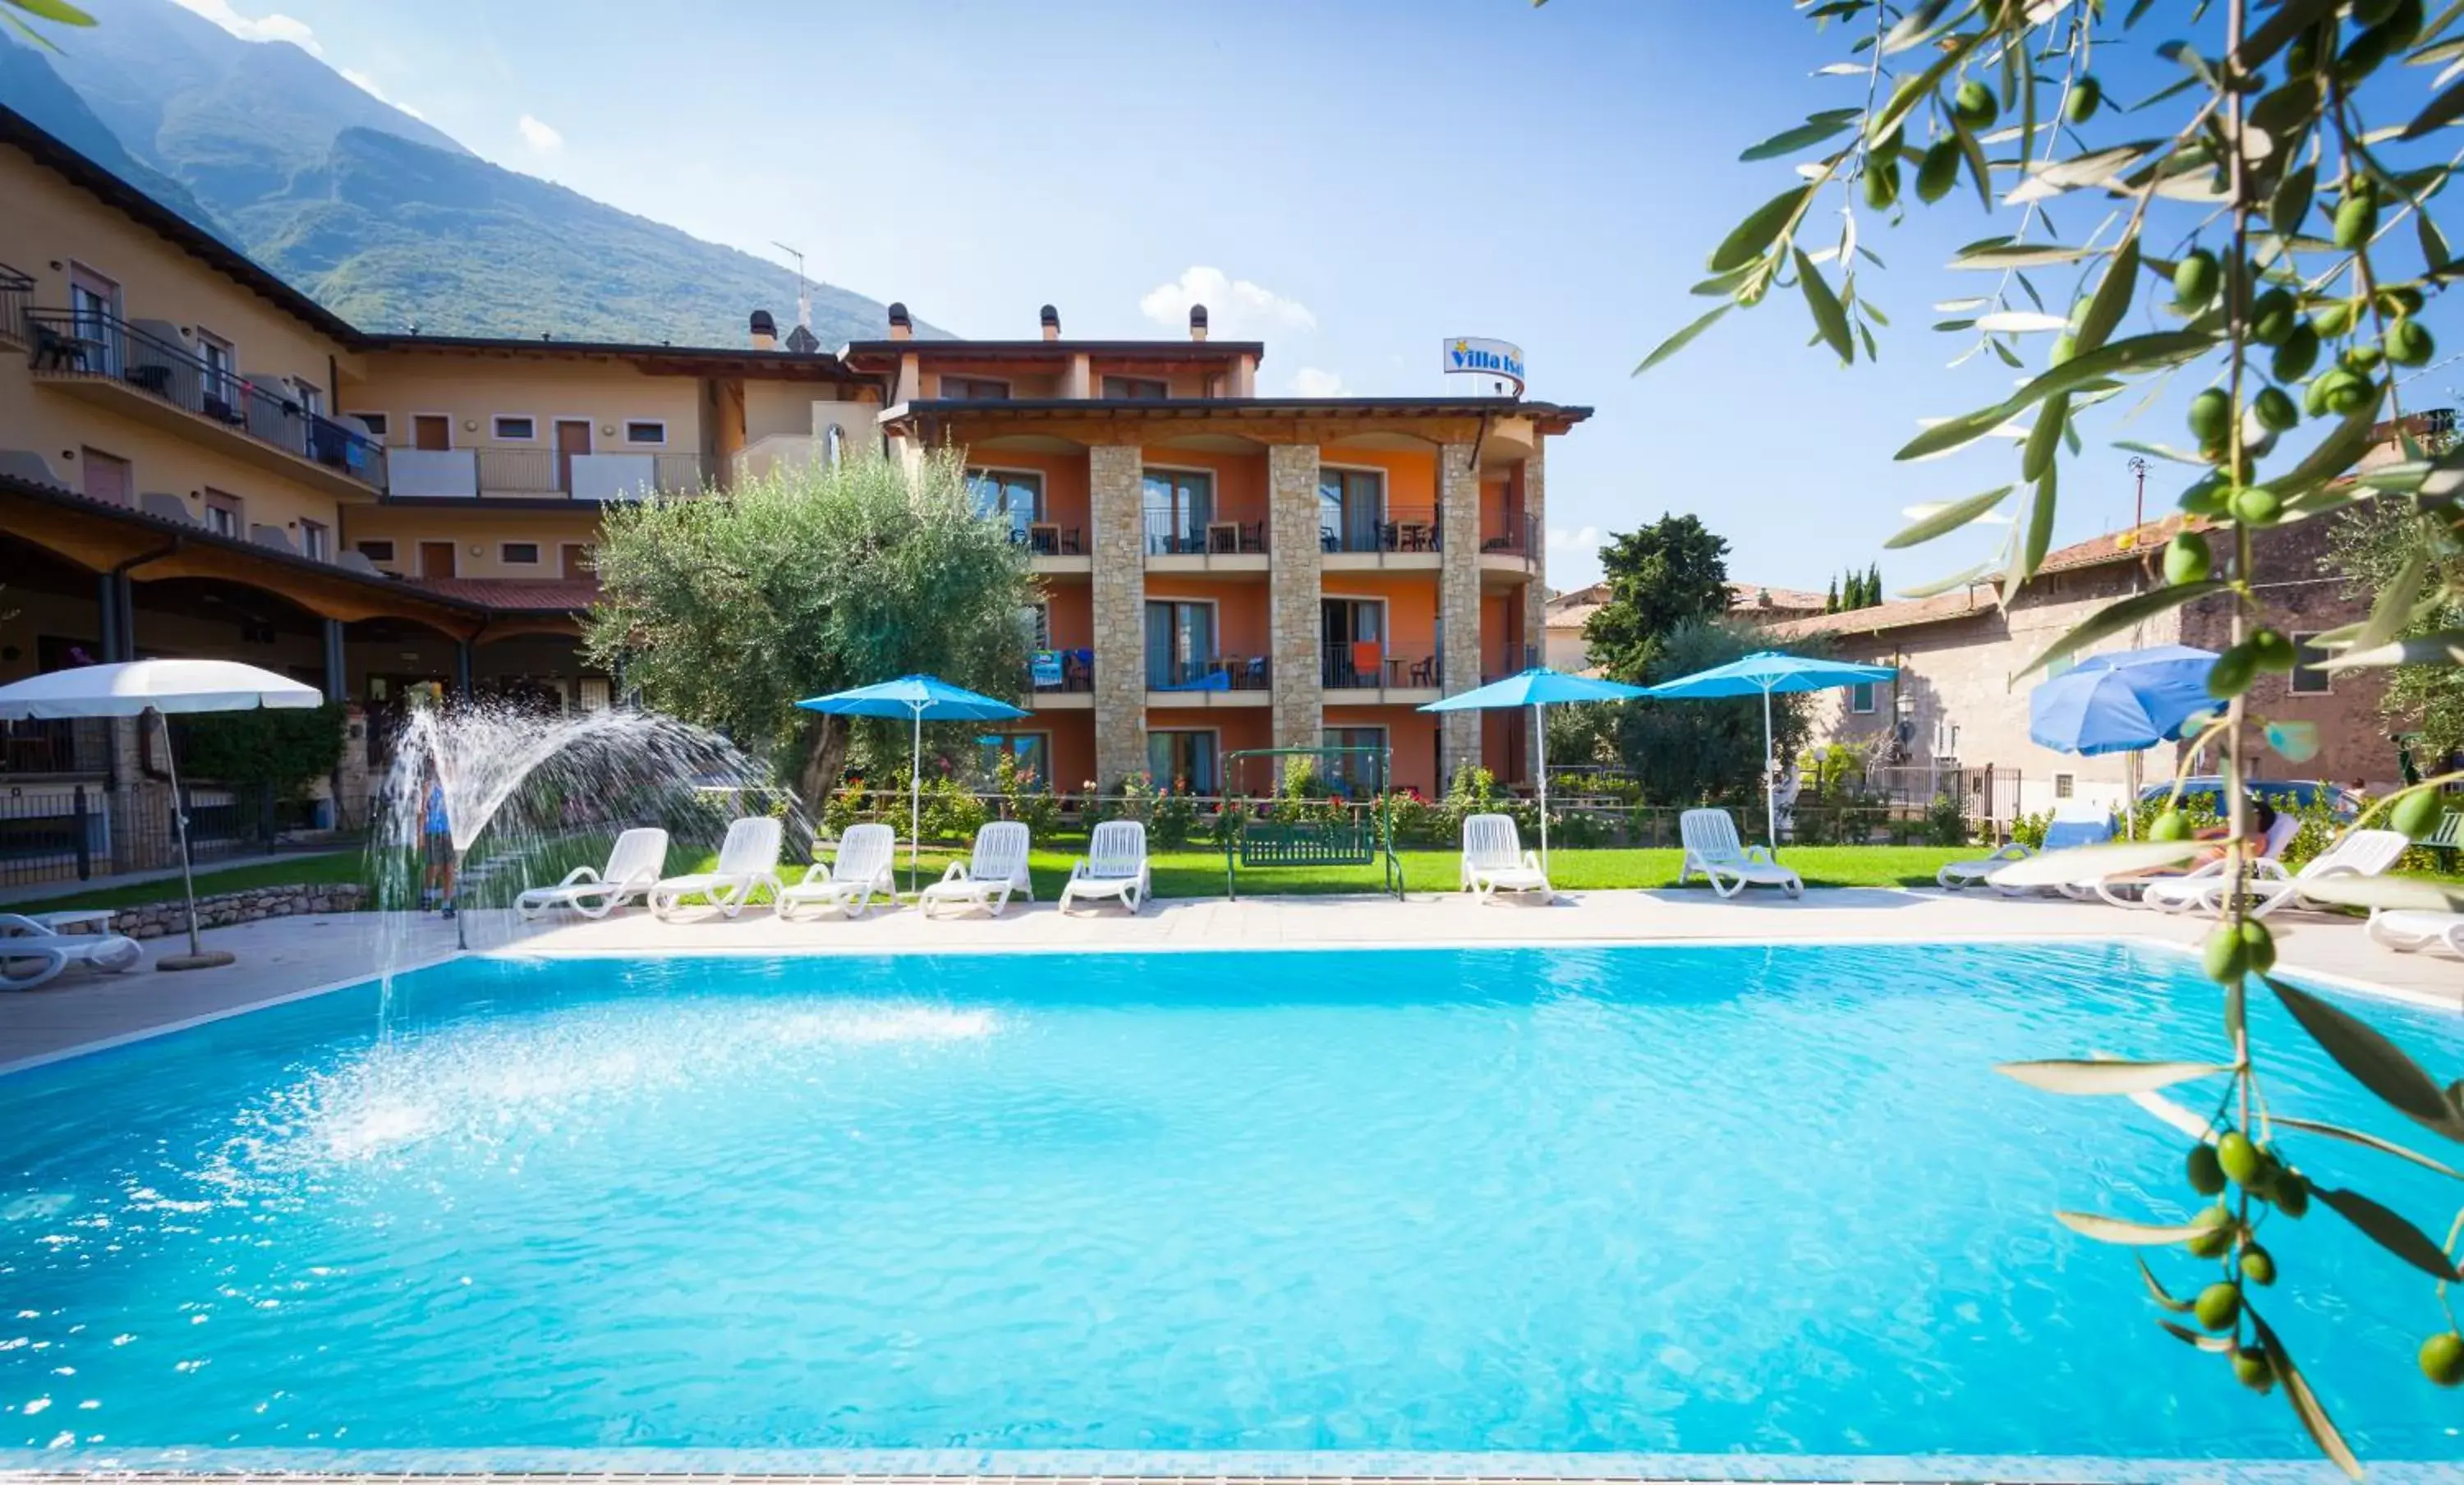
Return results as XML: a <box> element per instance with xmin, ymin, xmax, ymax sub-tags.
<box><xmin>1040</xmin><ymin>304</ymin><xmax>1060</xmax><ymax>341</ymax></box>
<box><xmin>748</xmin><ymin>309</ymin><xmax>776</xmax><ymax>351</ymax></box>
<box><xmin>1188</xmin><ymin>305</ymin><xmax>1208</xmax><ymax>343</ymax></box>
<box><xmin>887</xmin><ymin>301</ymin><xmax>913</xmax><ymax>342</ymax></box>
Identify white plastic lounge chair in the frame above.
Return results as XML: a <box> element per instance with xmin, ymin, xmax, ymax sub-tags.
<box><xmin>516</xmin><ymin>827</ymin><xmax>669</xmax><ymax>920</ymax></box>
<box><xmin>1948</xmin><ymin>802</ymin><xmax>2117</xmax><ymax>890</ymax></box>
<box><xmin>919</xmin><ymin>821</ymin><xmax>1034</xmax><ymax>918</ymax></box>
<box><xmin>2115</xmin><ymin>812</ymin><xmax>2300</xmax><ymax>910</ymax></box>
<box><xmin>0</xmin><ymin>913</ymin><xmax>143</xmax><ymax>991</ymax></box>
<box><xmin>2175</xmin><ymin>828</ymin><xmax>2412</xmax><ymax>918</ymax></box>
<box><xmin>2368</xmin><ymin>908</ymin><xmax>2464</xmax><ymax>956</ymax></box>
<box><xmin>1059</xmin><ymin>820</ymin><xmax>1151</xmax><ymax>915</ymax></box>
<box><xmin>1679</xmin><ymin>808</ymin><xmax>1803</xmax><ymax>899</ymax></box>
<box><xmin>776</xmin><ymin>822</ymin><xmax>899</xmax><ymax>920</ymax></box>
<box><xmin>648</xmin><ymin>816</ymin><xmax>784</xmax><ymax>920</ymax></box>
<box><xmin>1459</xmin><ymin>812</ymin><xmax>1551</xmax><ymax>903</ymax></box>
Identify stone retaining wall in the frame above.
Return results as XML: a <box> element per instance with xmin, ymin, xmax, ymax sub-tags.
<box><xmin>103</xmin><ymin>883</ymin><xmax>370</xmax><ymax>939</ymax></box>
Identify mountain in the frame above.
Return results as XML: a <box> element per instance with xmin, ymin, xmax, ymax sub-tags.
<box><xmin>0</xmin><ymin>0</ymin><xmax>920</xmax><ymax>347</ymax></box>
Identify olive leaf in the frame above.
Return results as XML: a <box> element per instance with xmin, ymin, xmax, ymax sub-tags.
<box><xmin>1950</xmin><ymin>243</ymin><xmax>2104</xmax><ymax>269</ymax></box>
<box><xmin>1634</xmin><ymin>304</ymin><xmax>1733</xmax><ymax>376</ymax></box>
<box><xmin>2273</xmin><ymin>1115</ymin><xmax>2463</xmax><ymax>1179</ymax></box>
<box><xmin>2402</xmin><ymin>76</ymin><xmax>2464</xmax><ymax>140</ymax></box>
<box><xmin>1997</xmin><ymin>1060</ymin><xmax>2232</xmax><ymax>1094</ymax></box>
<box><xmin>2005</xmin><ymin>463</ymin><xmax>2057</xmax><ymax>595</ymax></box>
<box><xmin>2137</xmin><ymin>1256</ymin><xmax>2197</xmax><ymax>1313</ymax></box>
<box><xmin>2273</xmin><ymin>389</ymin><xmax>2389</xmax><ymax>502</ymax></box>
<box><xmin>2013</xmin><ymin>581</ymin><xmax>2229</xmax><ymax>681</ymax></box>
<box><xmin>2073</xmin><ymin>236</ymin><xmax>2140</xmax><ymax>356</ymax></box>
<box><xmin>1987</xmin><ymin>839</ymin><xmax>2209</xmax><ymax>886</ymax></box>
<box><xmin>2319</xmin><ymin>630</ymin><xmax>2464</xmax><ymax>672</ymax></box>
<box><xmin>2022</xmin><ymin>395</ymin><xmax>2068</xmax><ymax>483</ymax></box>
<box><xmin>2267</xmin><ymin>977</ymin><xmax>2464</xmax><ymax>1143</ymax></box>
<box><xmin>1897</xmin><ymin>402</ymin><xmax>2029</xmax><ymax>462</ymax></box>
<box><xmin>2290</xmin><ymin>874</ymin><xmax>2464</xmax><ymax>913</ymax></box>
<box><xmin>1708</xmin><ymin>186</ymin><xmax>1815</xmax><ymax>274</ymax></box>
<box><xmin>2250</xmin><ymin>1313</ymin><xmax>2363</xmax><ymax>1483</ymax></box>
<box><xmin>2313</xmin><ymin>1186</ymin><xmax>2464</xmax><ymax>1280</ymax></box>
<box><xmin>1742</xmin><ymin>110</ymin><xmax>1860</xmax><ymax>162</ymax></box>
<box><xmin>2056</xmin><ymin>1210</ymin><xmax>2219</xmax><ymax>1245</ymax></box>
<box><xmin>2158</xmin><ymin>1319</ymin><xmax>2237</xmax><ymax>1352</ymax></box>
<box><xmin>1896</xmin><ymin>560</ymin><xmax>1996</xmax><ymax>599</ymax></box>
<box><xmin>1886</xmin><ymin>486</ymin><xmax>2014</xmax><ymax>549</ymax></box>
<box><xmin>1795</xmin><ymin>249</ymin><xmax>1854</xmax><ymax>365</ymax></box>
<box><xmin>2270</xmin><ymin>159</ymin><xmax>2317</xmax><ymax>237</ymax></box>
<box><xmin>2351</xmin><ymin>544</ymin><xmax>2433</xmax><ymax>657</ymax></box>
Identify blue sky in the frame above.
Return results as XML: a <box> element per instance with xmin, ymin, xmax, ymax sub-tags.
<box><xmin>176</xmin><ymin>0</ymin><xmax>2462</xmax><ymax>593</ymax></box>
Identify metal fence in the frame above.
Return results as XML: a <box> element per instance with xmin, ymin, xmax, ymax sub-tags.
<box><xmin>0</xmin><ymin>781</ymin><xmax>338</xmax><ymax>890</ymax></box>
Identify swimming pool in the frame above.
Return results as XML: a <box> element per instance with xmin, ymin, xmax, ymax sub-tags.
<box><xmin>2</xmin><ymin>940</ymin><xmax>2458</xmax><ymax>1479</ymax></box>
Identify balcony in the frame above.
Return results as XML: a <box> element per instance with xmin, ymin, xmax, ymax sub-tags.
<box><xmin>1322</xmin><ymin>504</ymin><xmax>1441</xmax><ymax>571</ymax></box>
<box><xmin>1146</xmin><ymin>654</ymin><xmax>1271</xmax><ymax>707</ymax></box>
<box><xmin>0</xmin><ymin>264</ymin><xmax>31</xmax><ymax>353</ymax></box>
<box><xmin>1322</xmin><ymin>644</ymin><xmax>1441</xmax><ymax>697</ymax></box>
<box><xmin>1027</xmin><ymin>648</ymin><xmax>1094</xmax><ymax>709</ymax></box>
<box><xmin>1006</xmin><ymin>521</ymin><xmax>1092</xmax><ymax>577</ymax></box>
<box><xmin>1480</xmin><ymin>512</ymin><xmax>1543</xmax><ymax>578</ymax></box>
<box><xmin>25</xmin><ymin>309</ymin><xmax>387</xmax><ymax>499</ymax></box>
<box><xmin>387</xmin><ymin>447</ymin><xmax>710</xmax><ymax>502</ymax></box>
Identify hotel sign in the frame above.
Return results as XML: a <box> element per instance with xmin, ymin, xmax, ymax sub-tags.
<box><xmin>1443</xmin><ymin>337</ymin><xmax>1525</xmax><ymax>394</ymax></box>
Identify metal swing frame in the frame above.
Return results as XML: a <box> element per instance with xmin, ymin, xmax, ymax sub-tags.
<box><xmin>1219</xmin><ymin>745</ymin><xmax>1403</xmax><ymax>900</ymax></box>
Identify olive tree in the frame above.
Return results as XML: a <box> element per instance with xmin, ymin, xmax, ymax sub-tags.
<box><xmin>1614</xmin><ymin>0</ymin><xmax>2464</xmax><ymax>1469</ymax></box>
<box><xmin>583</xmin><ymin>451</ymin><xmax>1037</xmax><ymax>808</ymax></box>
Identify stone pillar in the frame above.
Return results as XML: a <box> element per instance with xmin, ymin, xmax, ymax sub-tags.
<box><xmin>108</xmin><ymin>712</ymin><xmax>173</xmax><ymax>871</ymax></box>
<box><xmin>1437</xmin><ymin>441</ymin><xmax>1483</xmax><ymax>779</ymax></box>
<box><xmin>1087</xmin><ymin>442</ymin><xmax>1147</xmax><ymax>788</ymax></box>
<box><xmin>322</xmin><ymin>618</ymin><xmax>347</xmax><ymax>702</ymax></box>
<box><xmin>333</xmin><ymin>704</ymin><xmax>372</xmax><ymax>830</ymax></box>
<box><xmin>1520</xmin><ymin>443</ymin><xmax>1549</xmax><ymax>775</ymax></box>
<box><xmin>1266</xmin><ymin>442</ymin><xmax>1324</xmax><ymax>764</ymax></box>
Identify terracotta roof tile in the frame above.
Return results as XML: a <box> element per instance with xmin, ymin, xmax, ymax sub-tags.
<box><xmin>405</xmin><ymin>577</ymin><xmax>601</xmax><ymax>611</ymax></box>
<box><xmin>1763</xmin><ymin>517</ymin><xmax>2207</xmax><ymax>641</ymax></box>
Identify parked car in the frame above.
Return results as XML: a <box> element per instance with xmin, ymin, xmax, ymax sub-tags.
<box><xmin>2137</xmin><ymin>776</ymin><xmax>2364</xmax><ymax>822</ymax></box>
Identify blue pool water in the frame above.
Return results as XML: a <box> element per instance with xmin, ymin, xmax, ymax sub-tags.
<box><xmin>2</xmin><ymin>941</ymin><xmax>2460</xmax><ymax>1477</ymax></box>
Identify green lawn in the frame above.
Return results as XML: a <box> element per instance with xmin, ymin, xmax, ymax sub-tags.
<box><xmin>5</xmin><ymin>850</ymin><xmax>364</xmax><ymax>915</ymax></box>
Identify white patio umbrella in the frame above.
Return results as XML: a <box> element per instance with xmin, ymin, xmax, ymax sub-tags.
<box><xmin>0</xmin><ymin>659</ymin><xmax>324</xmax><ymax>969</ymax></box>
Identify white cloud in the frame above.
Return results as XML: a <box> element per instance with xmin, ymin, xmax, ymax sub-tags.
<box><xmin>339</xmin><ymin>68</ymin><xmax>426</xmax><ymax>121</ymax></box>
<box><xmin>1547</xmin><ymin>525</ymin><xmax>1602</xmax><ymax>554</ymax></box>
<box><xmin>169</xmin><ymin>0</ymin><xmax>320</xmax><ymax>53</ymax></box>
<box><xmin>1289</xmin><ymin>367</ymin><xmax>1347</xmax><ymax>398</ymax></box>
<box><xmin>516</xmin><ymin>115</ymin><xmax>565</xmax><ymax>153</ymax></box>
<box><xmin>1138</xmin><ymin>266</ymin><xmax>1317</xmax><ymax>339</ymax></box>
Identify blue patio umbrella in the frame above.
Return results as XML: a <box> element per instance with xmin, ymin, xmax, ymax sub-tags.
<box><xmin>1643</xmin><ymin>651</ymin><xmax>1897</xmax><ymax>848</ymax></box>
<box><xmin>2029</xmin><ymin>646</ymin><xmax>2217</xmax><ymax>756</ymax></box>
<box><xmin>798</xmin><ymin>674</ymin><xmax>1027</xmax><ymax>890</ymax></box>
<box><xmin>1420</xmin><ymin>667</ymin><xmax>1651</xmax><ymax>870</ymax></box>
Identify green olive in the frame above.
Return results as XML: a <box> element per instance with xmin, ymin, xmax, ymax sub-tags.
<box><xmin>2253</xmin><ymin>386</ymin><xmax>2300</xmax><ymax>432</ymax></box>
<box><xmin>1953</xmin><ymin>80</ymin><xmax>1998</xmax><ymax>129</ymax></box>
<box><xmin>2232</xmin><ymin>485</ymin><xmax>2283</xmax><ymax>527</ymax></box>
<box><xmin>2194</xmin><ymin>1281</ymin><xmax>2242</xmax><ymax>1331</ymax></box>
<box><xmin>2173</xmin><ymin>250</ymin><xmax>2220</xmax><ymax>311</ymax></box>
<box><xmin>2187</xmin><ymin>388</ymin><xmax>2233</xmax><ymax>444</ymax></box>
<box><xmin>2163</xmin><ymin>532</ymin><xmax>2214</xmax><ymax>585</ymax></box>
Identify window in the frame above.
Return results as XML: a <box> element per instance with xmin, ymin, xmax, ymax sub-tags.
<box><xmin>349</xmin><ymin>411</ymin><xmax>388</xmax><ymax>439</ymax></box>
<box><xmin>292</xmin><ymin>379</ymin><xmax>324</xmax><ymax>417</ymax></box>
<box><xmin>1023</xmin><ymin>600</ymin><xmax>1053</xmax><ymax>651</ymax></box>
<box><xmin>1102</xmin><ymin>375</ymin><xmax>1170</xmax><ymax>400</ymax></box>
<box><xmin>624</xmin><ymin>420</ymin><xmax>665</xmax><ymax>445</ymax></box>
<box><xmin>493</xmin><ymin>415</ymin><xmax>536</xmax><ymax>440</ymax></box>
<box><xmin>79</xmin><ymin>447</ymin><xmax>131</xmax><ymax>507</ymax></box>
<box><xmin>940</xmin><ymin>375</ymin><xmax>1010</xmax><ymax>401</ymax></box>
<box><xmin>2290</xmin><ymin>632</ymin><xmax>2333</xmax><ymax>696</ymax></box>
<box><xmin>502</xmin><ymin>541</ymin><xmax>540</xmax><ymax>565</ymax></box>
<box><xmin>1144</xmin><ymin>600</ymin><xmax>1217</xmax><ymax>688</ymax></box>
<box><xmin>1147</xmin><ymin>730</ymin><xmax>1219</xmax><ymax>793</ymax></box>
<box><xmin>1322</xmin><ymin>727</ymin><xmax>1390</xmax><ymax>795</ymax></box>
<box><xmin>298</xmin><ymin>519</ymin><xmax>330</xmax><ymax>561</ymax></box>
<box><xmin>980</xmin><ymin>733</ymin><xmax>1050</xmax><ymax>788</ymax></box>
<box><xmin>2054</xmin><ymin>773</ymin><xmax>2076</xmax><ymax>800</ymax></box>
<box><xmin>1319</xmin><ymin>467</ymin><xmax>1385</xmax><ymax>552</ymax></box>
<box><xmin>203</xmin><ymin>489</ymin><xmax>242</xmax><ymax>538</ymax></box>
<box><xmin>966</xmin><ymin>467</ymin><xmax>1044</xmax><ymax>542</ymax></box>
<box><xmin>1850</xmin><ymin>682</ymin><xmax>1878</xmax><ymax>714</ymax></box>
<box><xmin>196</xmin><ymin>329</ymin><xmax>236</xmax><ymax>402</ymax></box>
<box><xmin>356</xmin><ymin>539</ymin><xmax>396</xmax><ymax>563</ymax></box>
<box><xmin>1141</xmin><ymin>468</ymin><xmax>1214</xmax><ymax>554</ymax></box>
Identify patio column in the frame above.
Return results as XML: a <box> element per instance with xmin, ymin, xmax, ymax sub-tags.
<box><xmin>453</xmin><ymin>640</ymin><xmax>473</xmax><ymax>699</ymax></box>
<box><xmin>1266</xmin><ymin>441</ymin><xmax>1323</xmax><ymax>766</ymax></box>
<box><xmin>1087</xmin><ymin>440</ymin><xmax>1147</xmax><ymax>788</ymax></box>
<box><xmin>1438</xmin><ymin>441</ymin><xmax>1483</xmax><ymax>779</ymax></box>
<box><xmin>321</xmin><ymin>618</ymin><xmax>347</xmax><ymax>703</ymax></box>
<box><xmin>1520</xmin><ymin>442</ymin><xmax>1549</xmax><ymax>778</ymax></box>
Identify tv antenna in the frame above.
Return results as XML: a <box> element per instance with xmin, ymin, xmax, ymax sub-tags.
<box><xmin>772</xmin><ymin>241</ymin><xmax>812</xmax><ymax>331</ymax></box>
<box><xmin>2126</xmin><ymin>454</ymin><xmax>2149</xmax><ymax>530</ymax></box>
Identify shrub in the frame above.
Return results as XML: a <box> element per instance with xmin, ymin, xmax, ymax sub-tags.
<box><xmin>1924</xmin><ymin>792</ymin><xmax>1970</xmax><ymax>848</ymax></box>
<box><xmin>174</xmin><ymin>701</ymin><xmax>347</xmax><ymax>796</ymax></box>
<box><xmin>994</xmin><ymin>753</ymin><xmax>1061</xmax><ymax>839</ymax></box>
<box><xmin>919</xmin><ymin>775</ymin><xmax>987</xmax><ymax>844</ymax></box>
<box><xmin>1383</xmin><ymin>788</ymin><xmax>1442</xmax><ymax>848</ymax></box>
<box><xmin>1108</xmin><ymin>772</ymin><xmax>1158</xmax><ymax>830</ymax></box>
<box><xmin>1153</xmin><ymin>786</ymin><xmax>1199</xmax><ymax>849</ymax></box>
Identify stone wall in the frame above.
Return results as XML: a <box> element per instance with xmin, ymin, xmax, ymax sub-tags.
<box><xmin>1437</xmin><ymin>442</ymin><xmax>1483</xmax><ymax>775</ymax></box>
<box><xmin>1519</xmin><ymin>442</ymin><xmax>1548</xmax><ymax>775</ymax></box>
<box><xmin>102</xmin><ymin>881</ymin><xmax>370</xmax><ymax>939</ymax></box>
<box><xmin>1087</xmin><ymin>442</ymin><xmax>1148</xmax><ymax>786</ymax></box>
<box><xmin>1266</xmin><ymin>442</ymin><xmax>1324</xmax><ymax>761</ymax></box>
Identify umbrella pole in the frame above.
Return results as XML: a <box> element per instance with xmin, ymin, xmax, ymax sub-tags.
<box><xmin>910</xmin><ymin>705</ymin><xmax>923</xmax><ymax>898</ymax></box>
<box><xmin>1535</xmin><ymin>701</ymin><xmax>1549</xmax><ymax>878</ymax></box>
<box><xmin>155</xmin><ymin>710</ymin><xmax>232</xmax><ymax>970</ymax></box>
<box><xmin>1762</xmin><ymin>686</ymin><xmax>1777</xmax><ymax>852</ymax></box>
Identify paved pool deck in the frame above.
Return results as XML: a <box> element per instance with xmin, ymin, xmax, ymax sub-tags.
<box><xmin>2</xmin><ymin>886</ymin><xmax>2455</xmax><ymax>1073</ymax></box>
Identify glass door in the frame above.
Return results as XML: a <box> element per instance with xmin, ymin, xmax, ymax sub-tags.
<box><xmin>1144</xmin><ymin>600</ymin><xmax>1216</xmax><ymax>688</ymax></box>
<box><xmin>1142</xmin><ymin>469</ymin><xmax>1213</xmax><ymax>554</ymax></box>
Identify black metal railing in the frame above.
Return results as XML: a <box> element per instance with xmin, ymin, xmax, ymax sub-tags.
<box><xmin>0</xmin><ymin>779</ymin><xmax>334</xmax><ymax>888</ymax></box>
<box><xmin>0</xmin><ymin>264</ymin><xmax>32</xmax><ymax>349</ymax></box>
<box><xmin>2</xmin><ymin>717</ymin><xmax>102</xmax><ymax>776</ymax></box>
<box><xmin>1322</xmin><ymin>646</ymin><xmax>1441</xmax><ymax>689</ymax></box>
<box><xmin>1030</xmin><ymin>651</ymin><xmax>1096</xmax><ymax>693</ymax></box>
<box><xmin>1481</xmin><ymin>512</ymin><xmax>1542</xmax><ymax>559</ymax></box>
<box><xmin>1147</xmin><ymin>655</ymin><xmax>1271</xmax><ymax>692</ymax></box>
<box><xmin>1142</xmin><ymin>511</ymin><xmax>1265</xmax><ymax>555</ymax></box>
<box><xmin>471</xmin><ymin>447</ymin><xmax>708</xmax><ymax>499</ymax></box>
<box><xmin>1009</xmin><ymin>522</ymin><xmax>1085</xmax><ymax>556</ymax></box>
<box><xmin>1322</xmin><ymin>504</ymin><xmax>1441</xmax><ymax>554</ymax></box>
<box><xmin>25</xmin><ymin>308</ymin><xmax>387</xmax><ymax>494</ymax></box>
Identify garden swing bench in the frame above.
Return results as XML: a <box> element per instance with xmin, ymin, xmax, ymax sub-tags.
<box><xmin>1220</xmin><ymin>745</ymin><xmax>1404</xmax><ymax>900</ymax></box>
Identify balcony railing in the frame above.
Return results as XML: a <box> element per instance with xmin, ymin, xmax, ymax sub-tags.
<box><xmin>25</xmin><ymin>308</ymin><xmax>387</xmax><ymax>494</ymax></box>
<box><xmin>1030</xmin><ymin>649</ymin><xmax>1095</xmax><ymax>693</ymax></box>
<box><xmin>1322</xmin><ymin>504</ymin><xmax>1441</xmax><ymax>554</ymax></box>
<box><xmin>0</xmin><ymin>264</ymin><xmax>32</xmax><ymax>351</ymax></box>
<box><xmin>1481</xmin><ymin>512</ymin><xmax>1543</xmax><ymax>559</ymax></box>
<box><xmin>1148</xmin><ymin>655</ymin><xmax>1271</xmax><ymax>692</ymax></box>
<box><xmin>1483</xmin><ymin>643</ymin><xmax>1540</xmax><ymax>684</ymax></box>
<box><xmin>453</xmin><ymin>447</ymin><xmax>709</xmax><ymax>500</ymax></box>
<box><xmin>1143</xmin><ymin>511</ymin><xmax>1266</xmax><ymax>556</ymax></box>
<box><xmin>1322</xmin><ymin>645</ymin><xmax>1440</xmax><ymax>690</ymax></box>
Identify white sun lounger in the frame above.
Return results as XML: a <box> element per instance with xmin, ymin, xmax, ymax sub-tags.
<box><xmin>1059</xmin><ymin>820</ymin><xmax>1150</xmax><ymax>915</ymax></box>
<box><xmin>648</xmin><ymin>816</ymin><xmax>785</xmax><ymax>920</ymax></box>
<box><xmin>1942</xmin><ymin>803</ymin><xmax>2115</xmax><ymax>892</ymax></box>
<box><xmin>1460</xmin><ymin>812</ymin><xmax>1551</xmax><ymax>903</ymax></box>
<box><xmin>2117</xmin><ymin>813</ymin><xmax>2300</xmax><ymax>909</ymax></box>
<box><xmin>2368</xmin><ymin>908</ymin><xmax>2464</xmax><ymax>956</ymax></box>
<box><xmin>1679</xmin><ymin>808</ymin><xmax>1803</xmax><ymax>899</ymax></box>
<box><xmin>2169</xmin><ymin>828</ymin><xmax>2412</xmax><ymax>918</ymax></box>
<box><xmin>776</xmin><ymin>821</ymin><xmax>899</xmax><ymax>920</ymax></box>
<box><xmin>516</xmin><ymin>827</ymin><xmax>669</xmax><ymax>920</ymax></box>
<box><xmin>920</xmin><ymin>821</ymin><xmax>1034</xmax><ymax>918</ymax></box>
<box><xmin>0</xmin><ymin>913</ymin><xmax>143</xmax><ymax>991</ymax></box>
